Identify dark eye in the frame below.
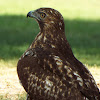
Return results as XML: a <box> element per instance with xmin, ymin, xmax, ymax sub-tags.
<box><xmin>40</xmin><ymin>13</ymin><xmax>46</xmax><ymax>18</ymax></box>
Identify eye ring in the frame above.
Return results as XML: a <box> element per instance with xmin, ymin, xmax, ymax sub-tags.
<box><xmin>40</xmin><ymin>13</ymin><xmax>46</xmax><ymax>18</ymax></box>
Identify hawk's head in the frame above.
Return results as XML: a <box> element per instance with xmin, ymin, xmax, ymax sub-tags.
<box><xmin>27</xmin><ymin>8</ymin><xmax>64</xmax><ymax>32</ymax></box>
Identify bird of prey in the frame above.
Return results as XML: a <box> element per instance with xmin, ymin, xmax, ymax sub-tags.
<box><xmin>17</xmin><ymin>8</ymin><xmax>100</xmax><ymax>100</ymax></box>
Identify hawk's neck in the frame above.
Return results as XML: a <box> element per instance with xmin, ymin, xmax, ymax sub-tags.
<box><xmin>30</xmin><ymin>20</ymin><xmax>65</xmax><ymax>48</ymax></box>
<box><xmin>30</xmin><ymin>24</ymin><xmax>65</xmax><ymax>49</ymax></box>
<box><xmin>29</xmin><ymin>24</ymin><xmax>74</xmax><ymax>59</ymax></box>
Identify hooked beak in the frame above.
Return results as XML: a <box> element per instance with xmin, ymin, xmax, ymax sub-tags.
<box><xmin>27</xmin><ymin>11</ymin><xmax>33</xmax><ymax>18</ymax></box>
<box><xmin>27</xmin><ymin>11</ymin><xmax>40</xmax><ymax>21</ymax></box>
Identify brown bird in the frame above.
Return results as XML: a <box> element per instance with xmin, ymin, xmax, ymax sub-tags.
<box><xmin>17</xmin><ymin>8</ymin><xmax>100</xmax><ymax>100</ymax></box>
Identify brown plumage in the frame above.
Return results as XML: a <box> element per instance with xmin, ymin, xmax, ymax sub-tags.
<box><xmin>17</xmin><ymin>8</ymin><xmax>100</xmax><ymax>100</ymax></box>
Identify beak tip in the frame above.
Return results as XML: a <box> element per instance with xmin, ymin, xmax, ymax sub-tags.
<box><xmin>27</xmin><ymin>11</ymin><xmax>31</xmax><ymax>18</ymax></box>
<box><xmin>27</xmin><ymin>14</ymin><xmax>29</xmax><ymax>18</ymax></box>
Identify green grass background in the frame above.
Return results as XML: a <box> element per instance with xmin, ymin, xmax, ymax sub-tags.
<box><xmin>0</xmin><ymin>0</ymin><xmax>100</xmax><ymax>99</ymax></box>
<box><xmin>0</xmin><ymin>0</ymin><xmax>100</xmax><ymax>66</ymax></box>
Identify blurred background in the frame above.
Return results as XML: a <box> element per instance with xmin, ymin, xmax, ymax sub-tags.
<box><xmin>0</xmin><ymin>0</ymin><xmax>100</xmax><ymax>99</ymax></box>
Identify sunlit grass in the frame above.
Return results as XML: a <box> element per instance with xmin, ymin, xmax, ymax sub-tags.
<box><xmin>1</xmin><ymin>0</ymin><xmax>100</xmax><ymax>20</ymax></box>
<box><xmin>0</xmin><ymin>60</ymin><xmax>100</xmax><ymax>99</ymax></box>
<box><xmin>0</xmin><ymin>60</ymin><xmax>26</xmax><ymax>100</ymax></box>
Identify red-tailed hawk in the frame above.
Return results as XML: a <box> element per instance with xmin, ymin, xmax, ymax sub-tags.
<box><xmin>17</xmin><ymin>8</ymin><xmax>100</xmax><ymax>100</ymax></box>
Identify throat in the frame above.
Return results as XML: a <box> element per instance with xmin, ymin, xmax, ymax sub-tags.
<box><xmin>30</xmin><ymin>21</ymin><xmax>65</xmax><ymax>49</ymax></box>
<box><xmin>29</xmin><ymin>30</ymin><xmax>74</xmax><ymax>60</ymax></box>
<box><xmin>30</xmin><ymin>30</ymin><xmax>64</xmax><ymax>49</ymax></box>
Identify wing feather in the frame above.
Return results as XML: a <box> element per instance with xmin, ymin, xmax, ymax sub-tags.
<box><xmin>17</xmin><ymin>48</ymin><xmax>86</xmax><ymax>100</ymax></box>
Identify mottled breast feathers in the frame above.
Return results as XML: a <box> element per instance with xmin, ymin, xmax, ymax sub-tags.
<box><xmin>17</xmin><ymin>8</ymin><xmax>100</xmax><ymax>100</ymax></box>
